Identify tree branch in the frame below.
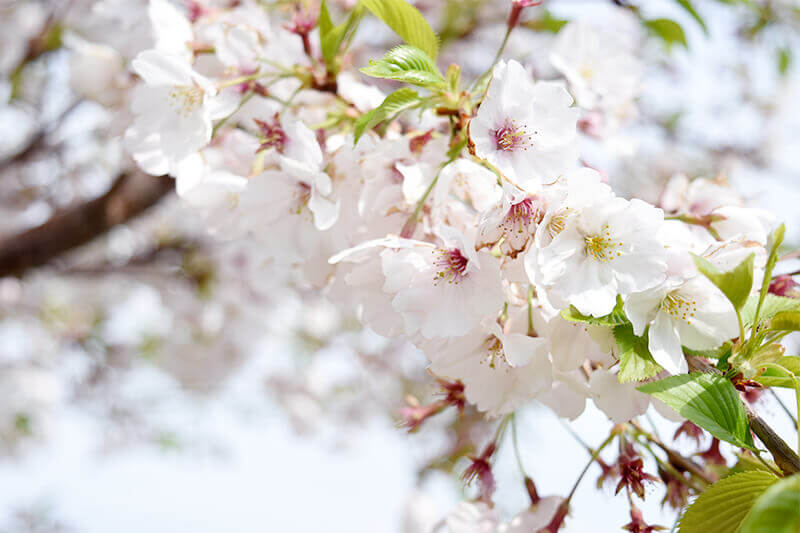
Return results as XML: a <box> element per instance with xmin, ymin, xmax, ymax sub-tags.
<box><xmin>747</xmin><ymin>408</ymin><xmax>800</xmax><ymax>475</ymax></box>
<box><xmin>0</xmin><ymin>99</ymin><xmax>82</xmax><ymax>171</ymax></box>
<box><xmin>0</xmin><ymin>171</ymin><xmax>173</xmax><ymax>277</ymax></box>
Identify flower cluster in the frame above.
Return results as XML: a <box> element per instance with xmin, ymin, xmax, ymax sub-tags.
<box><xmin>117</xmin><ymin>0</ymin><xmax>777</xmax><ymax>427</ymax></box>
<box><xmin>61</xmin><ymin>0</ymin><xmax>796</xmax><ymax>529</ymax></box>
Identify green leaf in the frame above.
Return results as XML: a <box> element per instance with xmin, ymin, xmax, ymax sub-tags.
<box><xmin>360</xmin><ymin>45</ymin><xmax>445</xmax><ymax>88</ymax></box>
<box><xmin>769</xmin><ymin>311</ymin><xmax>800</xmax><ymax>332</ymax></box>
<box><xmin>740</xmin><ymin>474</ymin><xmax>800</xmax><ymax>533</ymax></box>
<box><xmin>525</xmin><ymin>10</ymin><xmax>569</xmax><ymax>33</ymax></box>
<box><xmin>319</xmin><ymin>1</ymin><xmax>334</xmax><ymax>36</ymax></box>
<box><xmin>693</xmin><ymin>253</ymin><xmax>755</xmax><ymax>312</ymax></box>
<box><xmin>644</xmin><ymin>18</ymin><xmax>688</xmax><ymax>49</ymax></box>
<box><xmin>565</xmin><ymin>311</ymin><xmax>627</xmax><ymax>327</ymax></box>
<box><xmin>778</xmin><ymin>356</ymin><xmax>800</xmax><ymax>375</ymax></box>
<box><xmin>684</xmin><ymin>341</ymin><xmax>733</xmax><ymax>361</ymax></box>
<box><xmin>742</xmin><ymin>294</ymin><xmax>800</xmax><ymax>329</ymax></box>
<box><xmin>678</xmin><ymin>471</ymin><xmax>779</xmax><ymax>533</ymax></box>
<box><xmin>446</xmin><ymin>135</ymin><xmax>467</xmax><ymax>160</ymax></box>
<box><xmin>615</xmin><ymin>324</ymin><xmax>662</xmax><ymax>382</ymax></box>
<box><xmin>637</xmin><ymin>373</ymin><xmax>755</xmax><ymax>450</ymax></box>
<box><xmin>320</xmin><ymin>2</ymin><xmax>364</xmax><ymax>72</ymax></box>
<box><xmin>755</xmin><ymin>356</ymin><xmax>800</xmax><ymax>388</ymax></box>
<box><xmin>360</xmin><ymin>0</ymin><xmax>439</xmax><ymax>59</ymax></box>
<box><xmin>778</xmin><ymin>47</ymin><xmax>792</xmax><ymax>76</ymax></box>
<box><xmin>729</xmin><ymin>452</ymin><xmax>779</xmax><ymax>475</ymax></box>
<box><xmin>675</xmin><ymin>0</ymin><xmax>708</xmax><ymax>34</ymax></box>
<box><xmin>445</xmin><ymin>63</ymin><xmax>461</xmax><ymax>92</ymax></box>
<box><xmin>751</xmin><ymin>223</ymin><xmax>786</xmax><ymax>327</ymax></box>
<box><xmin>353</xmin><ymin>87</ymin><xmax>423</xmax><ymax>143</ymax></box>
<box><xmin>560</xmin><ymin>298</ymin><xmax>628</xmax><ymax>327</ymax></box>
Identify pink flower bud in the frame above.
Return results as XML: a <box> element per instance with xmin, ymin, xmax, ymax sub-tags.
<box><xmin>769</xmin><ymin>275</ymin><xmax>800</xmax><ymax>297</ymax></box>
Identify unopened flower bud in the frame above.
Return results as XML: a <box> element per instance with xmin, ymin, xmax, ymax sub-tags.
<box><xmin>508</xmin><ymin>0</ymin><xmax>543</xmax><ymax>31</ymax></box>
<box><xmin>769</xmin><ymin>275</ymin><xmax>799</xmax><ymax>297</ymax></box>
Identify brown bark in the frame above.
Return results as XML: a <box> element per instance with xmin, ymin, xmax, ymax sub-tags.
<box><xmin>0</xmin><ymin>171</ymin><xmax>173</xmax><ymax>277</ymax></box>
<box><xmin>747</xmin><ymin>409</ymin><xmax>800</xmax><ymax>475</ymax></box>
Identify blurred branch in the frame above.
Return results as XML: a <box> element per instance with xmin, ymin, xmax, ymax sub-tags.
<box><xmin>0</xmin><ymin>99</ymin><xmax>82</xmax><ymax>171</ymax></box>
<box><xmin>59</xmin><ymin>237</ymin><xmax>214</xmax><ymax>291</ymax></box>
<box><xmin>0</xmin><ymin>171</ymin><xmax>173</xmax><ymax>277</ymax></box>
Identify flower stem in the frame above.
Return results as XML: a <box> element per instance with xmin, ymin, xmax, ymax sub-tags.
<box><xmin>467</xmin><ymin>2</ymin><xmax>520</xmax><ymax>95</ymax></box>
<box><xmin>737</xmin><ymin>309</ymin><xmax>746</xmax><ymax>346</ymax></box>
<box><xmin>527</xmin><ymin>286</ymin><xmax>535</xmax><ymax>336</ymax></box>
<box><xmin>754</xmin><ymin>449</ymin><xmax>783</xmax><ymax>477</ymax></box>
<box><xmin>630</xmin><ymin>420</ymin><xmax>714</xmax><ymax>486</ymax></box>
<box><xmin>511</xmin><ymin>413</ymin><xmax>528</xmax><ymax>477</ymax></box>
<box><xmin>565</xmin><ymin>431</ymin><xmax>616</xmax><ymax>503</ymax></box>
<box><xmin>794</xmin><ymin>378</ymin><xmax>800</xmax><ymax>455</ymax></box>
<box><xmin>635</xmin><ymin>436</ymin><xmax>704</xmax><ymax>492</ymax></box>
<box><xmin>400</xmin><ymin>136</ymin><xmax>461</xmax><ymax>237</ymax></box>
<box><xmin>216</xmin><ymin>71</ymin><xmax>289</xmax><ymax>90</ymax></box>
<box><xmin>211</xmin><ymin>91</ymin><xmax>255</xmax><ymax>138</ymax></box>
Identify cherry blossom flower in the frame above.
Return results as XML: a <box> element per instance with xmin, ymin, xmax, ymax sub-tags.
<box><xmin>710</xmin><ymin>206</ymin><xmax>776</xmax><ymax>245</ymax></box>
<box><xmin>330</xmin><ymin>230</ymin><xmax>504</xmax><ymax>340</ymax></box>
<box><xmin>550</xmin><ymin>21</ymin><xmax>641</xmax><ymax>111</ymax></box>
<box><xmin>624</xmin><ymin>275</ymin><xmax>737</xmax><ymax>375</ymax></box>
<box><xmin>64</xmin><ymin>33</ymin><xmax>125</xmax><ymax>106</ymax></box>
<box><xmin>434</xmin><ymin>159</ymin><xmax>503</xmax><ymax>228</ymax></box>
<box><xmin>469</xmin><ymin>60</ymin><xmax>579</xmax><ymax>192</ymax></box>
<box><xmin>531</xmin><ymin>195</ymin><xmax>667</xmax><ymax>317</ymax></box>
<box><xmin>659</xmin><ymin>175</ymin><xmax>742</xmax><ymax>215</ymax></box>
<box><xmin>381</xmin><ymin>228</ymin><xmax>505</xmax><ymax>339</ymax></box>
<box><xmin>536</xmin><ymin>369</ymin><xmax>590</xmax><ymax>420</ymax></box>
<box><xmin>589</xmin><ymin>369</ymin><xmax>650</xmax><ymax>423</ymax></box>
<box><xmin>425</xmin><ymin>320</ymin><xmax>552</xmax><ymax>417</ymax></box>
<box><xmin>478</xmin><ymin>184</ymin><xmax>543</xmax><ymax>255</ymax></box>
<box><xmin>502</xmin><ymin>496</ymin><xmax>565</xmax><ymax>533</ymax></box>
<box><xmin>125</xmin><ymin>50</ymin><xmax>235</xmax><ymax>174</ymax></box>
<box><xmin>149</xmin><ymin>0</ymin><xmax>194</xmax><ymax>60</ymax></box>
<box><xmin>444</xmin><ymin>502</ymin><xmax>500</xmax><ymax>533</ymax></box>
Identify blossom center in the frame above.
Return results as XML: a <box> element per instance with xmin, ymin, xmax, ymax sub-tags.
<box><xmin>483</xmin><ymin>336</ymin><xmax>510</xmax><ymax>370</ymax></box>
<box><xmin>255</xmin><ymin>114</ymin><xmax>288</xmax><ymax>153</ymax></box>
<box><xmin>290</xmin><ymin>182</ymin><xmax>312</xmax><ymax>214</ymax></box>
<box><xmin>661</xmin><ymin>293</ymin><xmax>697</xmax><ymax>325</ymax></box>
<box><xmin>433</xmin><ymin>248</ymin><xmax>469</xmax><ymax>285</ymax></box>
<box><xmin>503</xmin><ymin>197</ymin><xmax>538</xmax><ymax>234</ymax></box>
<box><xmin>168</xmin><ymin>86</ymin><xmax>204</xmax><ymax>117</ymax></box>
<box><xmin>544</xmin><ymin>209</ymin><xmax>569</xmax><ymax>241</ymax></box>
<box><xmin>584</xmin><ymin>225</ymin><xmax>623</xmax><ymax>262</ymax></box>
<box><xmin>492</xmin><ymin>119</ymin><xmax>531</xmax><ymax>152</ymax></box>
